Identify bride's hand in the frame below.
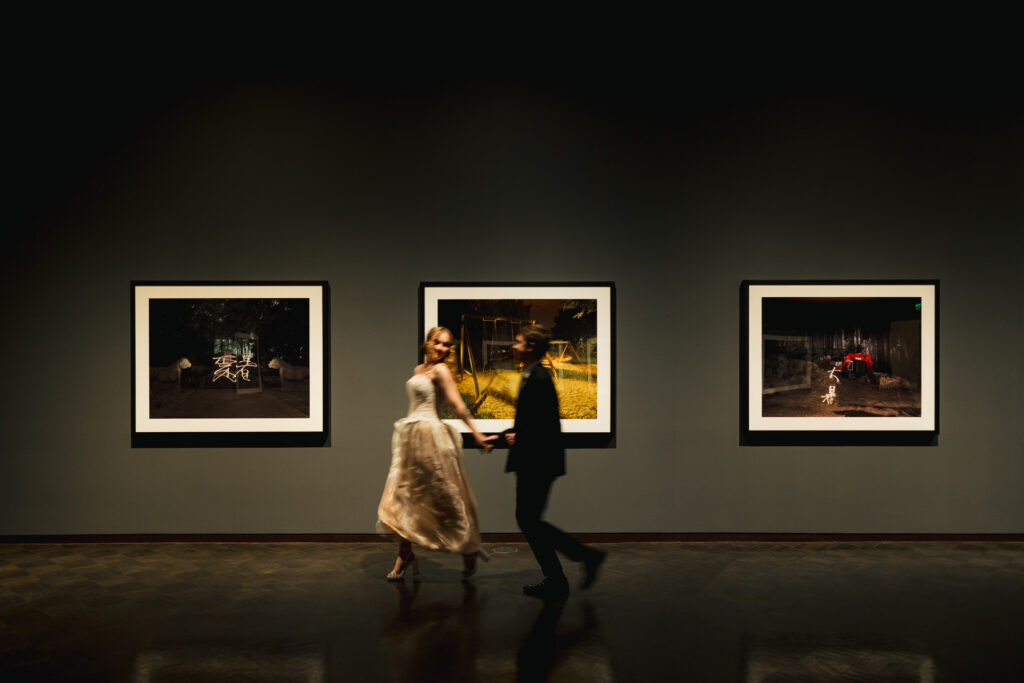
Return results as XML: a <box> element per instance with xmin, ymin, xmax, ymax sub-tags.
<box><xmin>475</xmin><ymin>434</ymin><xmax>497</xmax><ymax>452</ymax></box>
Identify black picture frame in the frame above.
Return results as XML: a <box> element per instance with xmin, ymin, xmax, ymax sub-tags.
<box><xmin>741</xmin><ymin>280</ymin><xmax>939</xmax><ymax>447</ymax></box>
<box><xmin>131</xmin><ymin>281</ymin><xmax>330</xmax><ymax>447</ymax></box>
<box><xmin>420</xmin><ymin>282</ymin><xmax>615</xmax><ymax>448</ymax></box>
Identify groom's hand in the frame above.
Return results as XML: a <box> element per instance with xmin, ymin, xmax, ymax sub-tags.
<box><xmin>505</xmin><ymin>433</ymin><xmax>516</xmax><ymax>447</ymax></box>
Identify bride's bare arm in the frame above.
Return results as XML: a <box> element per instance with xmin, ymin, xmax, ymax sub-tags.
<box><xmin>432</xmin><ymin>364</ymin><xmax>495</xmax><ymax>450</ymax></box>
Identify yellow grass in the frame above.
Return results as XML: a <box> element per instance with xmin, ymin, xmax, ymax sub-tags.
<box><xmin>446</xmin><ymin>364</ymin><xmax>598</xmax><ymax>420</ymax></box>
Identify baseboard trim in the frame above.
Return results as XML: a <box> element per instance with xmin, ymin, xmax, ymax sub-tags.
<box><xmin>2</xmin><ymin>532</ymin><xmax>1022</xmax><ymax>544</ymax></box>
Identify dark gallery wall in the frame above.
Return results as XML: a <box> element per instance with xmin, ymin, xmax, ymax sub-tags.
<box><xmin>3</xmin><ymin>39</ymin><xmax>1022</xmax><ymax>535</ymax></box>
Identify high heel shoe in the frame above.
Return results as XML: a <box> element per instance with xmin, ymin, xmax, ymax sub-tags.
<box><xmin>386</xmin><ymin>554</ymin><xmax>419</xmax><ymax>581</ymax></box>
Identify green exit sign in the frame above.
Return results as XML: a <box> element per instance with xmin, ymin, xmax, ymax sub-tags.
<box><xmin>915</xmin><ymin>303</ymin><xmax>921</xmax><ymax>311</ymax></box>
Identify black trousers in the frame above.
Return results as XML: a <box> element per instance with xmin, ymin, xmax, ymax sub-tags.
<box><xmin>515</xmin><ymin>473</ymin><xmax>590</xmax><ymax>582</ymax></box>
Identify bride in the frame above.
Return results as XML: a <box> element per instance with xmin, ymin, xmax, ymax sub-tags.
<box><xmin>377</xmin><ymin>326</ymin><xmax>495</xmax><ymax>580</ymax></box>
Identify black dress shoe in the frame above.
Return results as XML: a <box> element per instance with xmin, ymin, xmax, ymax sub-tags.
<box><xmin>523</xmin><ymin>579</ymin><xmax>569</xmax><ymax>602</ymax></box>
<box><xmin>581</xmin><ymin>549</ymin><xmax>606</xmax><ymax>590</ymax></box>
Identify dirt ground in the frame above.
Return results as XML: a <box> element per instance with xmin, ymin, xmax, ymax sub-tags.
<box><xmin>150</xmin><ymin>384</ymin><xmax>310</xmax><ymax>418</ymax></box>
<box><xmin>762</xmin><ymin>364</ymin><xmax>921</xmax><ymax>417</ymax></box>
<box><xmin>449</xmin><ymin>362</ymin><xmax>598</xmax><ymax>420</ymax></box>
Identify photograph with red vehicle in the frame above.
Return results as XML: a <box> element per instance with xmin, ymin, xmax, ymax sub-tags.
<box><xmin>761</xmin><ymin>296</ymin><xmax>923</xmax><ymax>418</ymax></box>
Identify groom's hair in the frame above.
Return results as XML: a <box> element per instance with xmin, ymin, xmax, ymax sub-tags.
<box><xmin>520</xmin><ymin>324</ymin><xmax>551</xmax><ymax>356</ymax></box>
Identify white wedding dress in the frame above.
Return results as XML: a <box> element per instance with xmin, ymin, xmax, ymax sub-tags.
<box><xmin>377</xmin><ymin>373</ymin><xmax>481</xmax><ymax>553</ymax></box>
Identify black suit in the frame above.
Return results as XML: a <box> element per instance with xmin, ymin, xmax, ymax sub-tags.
<box><xmin>506</xmin><ymin>361</ymin><xmax>590</xmax><ymax>584</ymax></box>
<box><xmin>505</xmin><ymin>361</ymin><xmax>565</xmax><ymax>478</ymax></box>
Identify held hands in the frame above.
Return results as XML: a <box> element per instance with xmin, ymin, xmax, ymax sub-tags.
<box><xmin>474</xmin><ymin>433</ymin><xmax>498</xmax><ymax>452</ymax></box>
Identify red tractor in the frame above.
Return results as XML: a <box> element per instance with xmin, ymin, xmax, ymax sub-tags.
<box><xmin>835</xmin><ymin>352</ymin><xmax>873</xmax><ymax>378</ymax></box>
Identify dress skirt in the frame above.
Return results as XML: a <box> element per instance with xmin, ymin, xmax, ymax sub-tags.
<box><xmin>377</xmin><ymin>416</ymin><xmax>481</xmax><ymax>554</ymax></box>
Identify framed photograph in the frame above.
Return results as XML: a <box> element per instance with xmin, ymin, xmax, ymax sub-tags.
<box><xmin>132</xmin><ymin>281</ymin><xmax>329</xmax><ymax>447</ymax></box>
<box><xmin>420</xmin><ymin>282</ymin><xmax>615</xmax><ymax>447</ymax></box>
<box><xmin>741</xmin><ymin>281</ymin><xmax>939</xmax><ymax>446</ymax></box>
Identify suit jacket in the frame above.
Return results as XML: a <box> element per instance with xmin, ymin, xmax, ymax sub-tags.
<box><xmin>505</xmin><ymin>361</ymin><xmax>566</xmax><ymax>478</ymax></box>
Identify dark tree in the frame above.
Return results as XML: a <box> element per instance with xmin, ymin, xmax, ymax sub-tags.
<box><xmin>552</xmin><ymin>299</ymin><xmax>598</xmax><ymax>353</ymax></box>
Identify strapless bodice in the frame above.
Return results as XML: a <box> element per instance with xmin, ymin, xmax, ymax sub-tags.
<box><xmin>405</xmin><ymin>374</ymin><xmax>439</xmax><ymax>420</ymax></box>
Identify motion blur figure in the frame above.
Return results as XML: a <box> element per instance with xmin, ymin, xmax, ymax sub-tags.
<box><xmin>504</xmin><ymin>324</ymin><xmax>605</xmax><ymax>602</ymax></box>
<box><xmin>377</xmin><ymin>327</ymin><xmax>495</xmax><ymax>581</ymax></box>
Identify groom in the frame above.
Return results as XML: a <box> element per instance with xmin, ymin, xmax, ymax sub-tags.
<box><xmin>503</xmin><ymin>324</ymin><xmax>605</xmax><ymax>602</ymax></box>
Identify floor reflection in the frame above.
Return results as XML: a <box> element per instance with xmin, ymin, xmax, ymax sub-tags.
<box><xmin>516</xmin><ymin>600</ymin><xmax>613</xmax><ymax>682</ymax></box>
<box><xmin>517</xmin><ymin>601</ymin><xmax>568</xmax><ymax>680</ymax></box>
<box><xmin>744</xmin><ymin>638</ymin><xmax>935</xmax><ymax>683</ymax></box>
<box><xmin>379</xmin><ymin>580</ymin><xmax>480</xmax><ymax>682</ymax></box>
<box><xmin>3</xmin><ymin>541</ymin><xmax>1021</xmax><ymax>681</ymax></box>
<box><xmin>133</xmin><ymin>645</ymin><xmax>326</xmax><ymax>683</ymax></box>
<box><xmin>378</xmin><ymin>579</ymin><xmax>613</xmax><ymax>682</ymax></box>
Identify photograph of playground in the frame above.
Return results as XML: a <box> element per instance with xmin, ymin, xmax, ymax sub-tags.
<box><xmin>434</xmin><ymin>298</ymin><xmax>599</xmax><ymax>421</ymax></box>
<box><xmin>147</xmin><ymin>298</ymin><xmax>312</xmax><ymax>419</ymax></box>
<box><xmin>761</xmin><ymin>297</ymin><xmax>923</xmax><ymax>418</ymax></box>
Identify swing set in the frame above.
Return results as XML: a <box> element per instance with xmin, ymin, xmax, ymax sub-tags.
<box><xmin>547</xmin><ymin>340</ymin><xmax>583</xmax><ymax>364</ymax></box>
<box><xmin>456</xmin><ymin>314</ymin><xmax>584</xmax><ymax>402</ymax></box>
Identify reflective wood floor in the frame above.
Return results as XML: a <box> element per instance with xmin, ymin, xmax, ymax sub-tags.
<box><xmin>2</xmin><ymin>541</ymin><xmax>1022</xmax><ymax>682</ymax></box>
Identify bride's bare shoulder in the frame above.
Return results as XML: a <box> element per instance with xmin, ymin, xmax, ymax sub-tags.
<box><xmin>431</xmin><ymin>363</ymin><xmax>454</xmax><ymax>379</ymax></box>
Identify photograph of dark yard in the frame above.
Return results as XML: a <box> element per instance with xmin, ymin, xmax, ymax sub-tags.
<box><xmin>148</xmin><ymin>298</ymin><xmax>311</xmax><ymax>419</ymax></box>
<box><xmin>762</xmin><ymin>297</ymin><xmax>923</xmax><ymax>418</ymax></box>
<box><xmin>434</xmin><ymin>299</ymin><xmax>598</xmax><ymax>421</ymax></box>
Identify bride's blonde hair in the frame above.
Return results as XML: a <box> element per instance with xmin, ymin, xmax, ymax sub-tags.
<box><xmin>422</xmin><ymin>326</ymin><xmax>457</xmax><ymax>371</ymax></box>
